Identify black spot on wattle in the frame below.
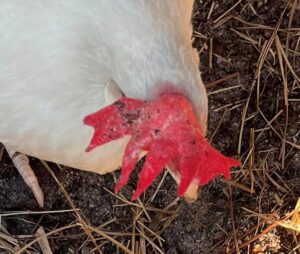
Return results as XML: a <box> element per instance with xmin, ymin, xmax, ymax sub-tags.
<box><xmin>114</xmin><ymin>100</ymin><xmax>125</xmax><ymax>108</ymax></box>
<box><xmin>154</xmin><ymin>129</ymin><xmax>160</xmax><ymax>135</ymax></box>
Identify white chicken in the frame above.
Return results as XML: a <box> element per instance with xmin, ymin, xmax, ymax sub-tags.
<box><xmin>0</xmin><ymin>0</ymin><xmax>239</xmax><ymax>207</ymax></box>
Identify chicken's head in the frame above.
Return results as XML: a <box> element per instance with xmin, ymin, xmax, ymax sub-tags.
<box><xmin>84</xmin><ymin>89</ymin><xmax>240</xmax><ymax>200</ymax></box>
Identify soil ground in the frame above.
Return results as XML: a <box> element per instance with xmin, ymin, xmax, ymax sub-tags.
<box><xmin>0</xmin><ymin>0</ymin><xmax>299</xmax><ymax>253</ymax></box>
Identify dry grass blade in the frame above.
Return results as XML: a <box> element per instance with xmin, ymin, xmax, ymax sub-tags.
<box><xmin>0</xmin><ymin>231</ymin><xmax>29</xmax><ymax>254</ymax></box>
<box><xmin>0</xmin><ymin>232</ymin><xmax>18</xmax><ymax>245</ymax></box>
<box><xmin>40</xmin><ymin>160</ymin><xmax>105</xmax><ymax>254</ymax></box>
<box><xmin>285</xmin><ymin>0</ymin><xmax>297</xmax><ymax>68</ymax></box>
<box><xmin>228</xmin><ymin>211</ymin><xmax>294</xmax><ymax>253</ymax></box>
<box><xmin>207</xmin><ymin>1</ymin><xmax>215</xmax><ymax>20</ymax></box>
<box><xmin>205</xmin><ymin>72</ymin><xmax>239</xmax><ymax>89</ymax></box>
<box><xmin>265</xmin><ymin>171</ymin><xmax>288</xmax><ymax>193</ymax></box>
<box><xmin>147</xmin><ymin>170</ymin><xmax>168</xmax><ymax>203</ymax></box>
<box><xmin>136</xmin><ymin>221</ymin><xmax>165</xmax><ymax>243</ymax></box>
<box><xmin>103</xmin><ymin>187</ymin><xmax>141</xmax><ymax>208</ymax></box>
<box><xmin>280</xmin><ymin>220</ymin><xmax>300</xmax><ymax>234</ymax></box>
<box><xmin>139</xmin><ymin>224</ymin><xmax>146</xmax><ymax>254</ymax></box>
<box><xmin>278</xmin><ymin>198</ymin><xmax>300</xmax><ymax>234</ymax></box>
<box><xmin>258</xmin><ymin>107</ymin><xmax>300</xmax><ymax>149</ymax></box>
<box><xmin>209</xmin><ymin>38</ymin><xmax>213</xmax><ymax>69</ymax></box>
<box><xmin>237</xmin><ymin>80</ymin><xmax>255</xmax><ymax>155</ymax></box>
<box><xmin>193</xmin><ymin>31</ymin><xmax>207</xmax><ymax>40</ymax></box>
<box><xmin>237</xmin><ymin>9</ymin><xmax>285</xmax><ymax>154</ymax></box>
<box><xmin>15</xmin><ymin>224</ymin><xmax>80</xmax><ymax>254</ymax></box>
<box><xmin>213</xmin><ymin>0</ymin><xmax>242</xmax><ymax>24</ymax></box>
<box><xmin>255</xmin><ymin>6</ymin><xmax>286</xmax><ymax>104</ymax></box>
<box><xmin>255</xmin><ymin>110</ymin><xmax>283</xmax><ymax>143</ymax></box>
<box><xmin>209</xmin><ymin>108</ymin><xmax>228</xmax><ymax>142</ymax></box>
<box><xmin>231</xmin><ymin>28</ymin><xmax>258</xmax><ymax>45</ymax></box>
<box><xmin>249</xmin><ymin>128</ymin><xmax>255</xmax><ymax>193</ymax></box>
<box><xmin>290</xmin><ymin>244</ymin><xmax>300</xmax><ymax>254</ymax></box>
<box><xmin>277</xmin><ymin>36</ymin><xmax>300</xmax><ymax>84</ymax></box>
<box><xmin>293</xmin><ymin>33</ymin><xmax>300</xmax><ymax>64</ymax></box>
<box><xmin>136</xmin><ymin>198</ymin><xmax>151</xmax><ymax>222</ymax></box>
<box><xmin>213</xmin><ymin>52</ymin><xmax>234</xmax><ymax>66</ymax></box>
<box><xmin>131</xmin><ymin>209</ymin><xmax>137</xmax><ymax>253</ymax></box>
<box><xmin>213</xmin><ymin>99</ymin><xmax>246</xmax><ymax>112</ymax></box>
<box><xmin>275</xmin><ymin>34</ymin><xmax>288</xmax><ymax>106</ymax></box>
<box><xmin>208</xmin><ymin>84</ymin><xmax>241</xmax><ymax>96</ymax></box>
<box><xmin>103</xmin><ymin>186</ymin><xmax>177</xmax><ymax>253</ymax></box>
<box><xmin>42</xmin><ymin>162</ymin><xmax>137</xmax><ymax>254</ymax></box>
<box><xmin>233</xmin><ymin>16</ymin><xmax>300</xmax><ymax>32</ymax></box>
<box><xmin>220</xmin><ymin>179</ymin><xmax>255</xmax><ymax>194</ymax></box>
<box><xmin>164</xmin><ymin>197</ymin><xmax>180</xmax><ymax>211</ymax></box>
<box><xmin>87</xmin><ymin>226</ymin><xmax>133</xmax><ymax>254</ymax></box>
<box><xmin>104</xmin><ymin>187</ymin><xmax>177</xmax><ymax>215</ymax></box>
<box><xmin>0</xmin><ymin>209</ymin><xmax>79</xmax><ymax>217</ymax></box>
<box><xmin>213</xmin><ymin>14</ymin><xmax>233</xmax><ymax>29</ymax></box>
<box><xmin>134</xmin><ymin>241</ymin><xmax>144</xmax><ymax>254</ymax></box>
<box><xmin>135</xmin><ymin>226</ymin><xmax>164</xmax><ymax>254</ymax></box>
<box><xmin>237</xmin><ymin>0</ymin><xmax>294</xmax><ymax>156</ymax></box>
<box><xmin>228</xmin><ymin>186</ymin><xmax>240</xmax><ymax>254</ymax></box>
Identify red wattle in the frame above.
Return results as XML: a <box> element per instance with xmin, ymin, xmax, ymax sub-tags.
<box><xmin>84</xmin><ymin>92</ymin><xmax>240</xmax><ymax>200</ymax></box>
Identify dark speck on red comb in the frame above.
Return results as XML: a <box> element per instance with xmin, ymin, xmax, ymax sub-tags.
<box><xmin>84</xmin><ymin>91</ymin><xmax>240</xmax><ymax>200</ymax></box>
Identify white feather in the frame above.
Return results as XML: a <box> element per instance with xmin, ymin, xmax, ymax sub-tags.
<box><xmin>0</xmin><ymin>0</ymin><xmax>207</xmax><ymax>174</ymax></box>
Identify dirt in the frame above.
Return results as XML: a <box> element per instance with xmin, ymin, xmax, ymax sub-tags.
<box><xmin>1</xmin><ymin>0</ymin><xmax>300</xmax><ymax>253</ymax></box>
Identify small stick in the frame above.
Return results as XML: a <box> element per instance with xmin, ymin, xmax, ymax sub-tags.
<box><xmin>214</xmin><ymin>0</ymin><xmax>242</xmax><ymax>24</ymax></box>
<box><xmin>206</xmin><ymin>72</ymin><xmax>240</xmax><ymax>89</ymax></box>
<box><xmin>207</xmin><ymin>1</ymin><xmax>215</xmax><ymax>20</ymax></box>
<box><xmin>209</xmin><ymin>38</ymin><xmax>213</xmax><ymax>69</ymax></box>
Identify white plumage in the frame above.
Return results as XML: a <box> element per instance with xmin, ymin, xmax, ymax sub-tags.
<box><xmin>0</xmin><ymin>1</ymin><xmax>209</xmax><ymax>205</ymax></box>
<box><xmin>0</xmin><ymin>0</ymin><xmax>207</xmax><ymax>172</ymax></box>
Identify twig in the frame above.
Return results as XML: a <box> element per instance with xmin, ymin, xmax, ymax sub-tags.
<box><xmin>214</xmin><ymin>0</ymin><xmax>242</xmax><ymax>24</ymax></box>
<box><xmin>206</xmin><ymin>72</ymin><xmax>240</xmax><ymax>89</ymax></box>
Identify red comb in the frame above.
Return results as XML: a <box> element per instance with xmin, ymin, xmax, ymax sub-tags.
<box><xmin>84</xmin><ymin>92</ymin><xmax>240</xmax><ymax>200</ymax></box>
